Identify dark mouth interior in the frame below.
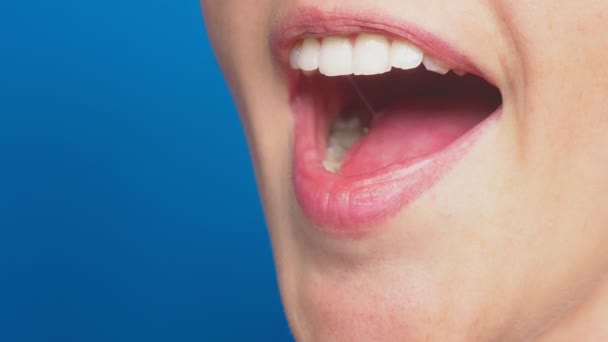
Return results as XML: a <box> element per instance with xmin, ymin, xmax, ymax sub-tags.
<box><xmin>298</xmin><ymin>66</ymin><xmax>502</xmax><ymax>176</ymax></box>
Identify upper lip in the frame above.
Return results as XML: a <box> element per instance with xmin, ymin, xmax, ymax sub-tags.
<box><xmin>270</xmin><ymin>6</ymin><xmax>495</xmax><ymax>86</ymax></box>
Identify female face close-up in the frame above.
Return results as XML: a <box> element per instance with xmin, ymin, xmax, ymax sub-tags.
<box><xmin>201</xmin><ymin>1</ymin><xmax>608</xmax><ymax>340</ymax></box>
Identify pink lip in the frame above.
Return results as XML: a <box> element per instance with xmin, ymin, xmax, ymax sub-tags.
<box><xmin>273</xmin><ymin>7</ymin><xmax>501</xmax><ymax>236</ymax></box>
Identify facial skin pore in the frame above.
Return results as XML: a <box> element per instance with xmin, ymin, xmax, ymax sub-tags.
<box><xmin>202</xmin><ymin>1</ymin><xmax>608</xmax><ymax>340</ymax></box>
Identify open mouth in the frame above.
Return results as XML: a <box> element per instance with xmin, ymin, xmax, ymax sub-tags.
<box><xmin>292</xmin><ymin>34</ymin><xmax>501</xmax><ymax>176</ymax></box>
<box><xmin>278</xmin><ymin>22</ymin><xmax>502</xmax><ymax>234</ymax></box>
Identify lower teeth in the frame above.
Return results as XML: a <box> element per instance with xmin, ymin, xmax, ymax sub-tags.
<box><xmin>323</xmin><ymin>115</ymin><xmax>367</xmax><ymax>173</ymax></box>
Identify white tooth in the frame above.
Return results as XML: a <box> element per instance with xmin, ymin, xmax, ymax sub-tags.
<box><xmin>423</xmin><ymin>56</ymin><xmax>450</xmax><ymax>75</ymax></box>
<box><xmin>323</xmin><ymin>160</ymin><xmax>342</xmax><ymax>173</ymax></box>
<box><xmin>322</xmin><ymin>116</ymin><xmax>365</xmax><ymax>173</ymax></box>
<box><xmin>319</xmin><ymin>37</ymin><xmax>353</xmax><ymax>77</ymax></box>
<box><xmin>353</xmin><ymin>34</ymin><xmax>391</xmax><ymax>75</ymax></box>
<box><xmin>326</xmin><ymin>145</ymin><xmax>346</xmax><ymax>160</ymax></box>
<box><xmin>290</xmin><ymin>42</ymin><xmax>302</xmax><ymax>69</ymax></box>
<box><xmin>453</xmin><ymin>69</ymin><xmax>467</xmax><ymax>76</ymax></box>
<box><xmin>390</xmin><ymin>40</ymin><xmax>423</xmax><ymax>70</ymax></box>
<box><xmin>332</xmin><ymin>131</ymin><xmax>361</xmax><ymax>150</ymax></box>
<box><xmin>299</xmin><ymin>38</ymin><xmax>321</xmax><ymax>72</ymax></box>
<box><xmin>333</xmin><ymin>116</ymin><xmax>362</xmax><ymax>130</ymax></box>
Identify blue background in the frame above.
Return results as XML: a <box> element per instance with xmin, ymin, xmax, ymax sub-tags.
<box><xmin>0</xmin><ymin>1</ymin><xmax>292</xmax><ymax>341</ymax></box>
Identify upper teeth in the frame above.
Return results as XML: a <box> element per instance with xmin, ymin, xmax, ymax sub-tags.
<box><xmin>290</xmin><ymin>33</ymin><xmax>461</xmax><ymax>77</ymax></box>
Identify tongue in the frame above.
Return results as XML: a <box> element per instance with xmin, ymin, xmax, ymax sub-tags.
<box><xmin>339</xmin><ymin>97</ymin><xmax>497</xmax><ymax>176</ymax></box>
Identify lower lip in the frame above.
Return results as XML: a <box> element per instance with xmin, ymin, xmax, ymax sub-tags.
<box><xmin>292</xmin><ymin>94</ymin><xmax>501</xmax><ymax>237</ymax></box>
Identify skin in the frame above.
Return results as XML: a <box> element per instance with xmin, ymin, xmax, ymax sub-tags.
<box><xmin>201</xmin><ymin>1</ymin><xmax>608</xmax><ymax>341</ymax></box>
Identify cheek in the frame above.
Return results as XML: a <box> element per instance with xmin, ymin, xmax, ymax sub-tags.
<box><xmin>202</xmin><ymin>0</ymin><xmax>267</xmax><ymax>61</ymax></box>
<box><xmin>491</xmin><ymin>1</ymin><xmax>608</xmax><ymax>173</ymax></box>
<box><xmin>201</xmin><ymin>0</ymin><xmax>275</xmax><ymax>87</ymax></box>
